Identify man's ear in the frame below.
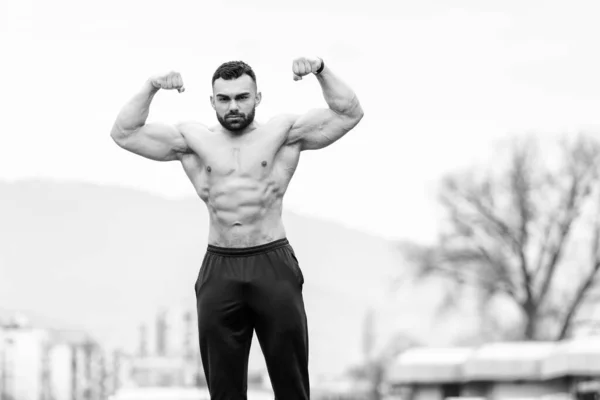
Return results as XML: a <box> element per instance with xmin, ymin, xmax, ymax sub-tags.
<box><xmin>256</xmin><ymin>92</ymin><xmax>262</xmax><ymax>107</ymax></box>
<box><xmin>210</xmin><ymin>96</ymin><xmax>215</xmax><ymax>110</ymax></box>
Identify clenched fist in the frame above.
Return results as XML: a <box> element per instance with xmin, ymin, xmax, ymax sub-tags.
<box><xmin>292</xmin><ymin>57</ymin><xmax>324</xmax><ymax>81</ymax></box>
<box><xmin>149</xmin><ymin>71</ymin><xmax>185</xmax><ymax>93</ymax></box>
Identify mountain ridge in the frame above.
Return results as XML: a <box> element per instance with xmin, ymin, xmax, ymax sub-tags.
<box><xmin>0</xmin><ymin>178</ymin><xmax>474</xmax><ymax>376</ymax></box>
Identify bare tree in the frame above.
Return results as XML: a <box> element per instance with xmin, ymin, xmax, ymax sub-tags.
<box><xmin>402</xmin><ymin>133</ymin><xmax>600</xmax><ymax>341</ymax></box>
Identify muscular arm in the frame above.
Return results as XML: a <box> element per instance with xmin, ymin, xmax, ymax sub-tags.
<box><xmin>110</xmin><ymin>79</ymin><xmax>191</xmax><ymax>162</ymax></box>
<box><xmin>287</xmin><ymin>60</ymin><xmax>364</xmax><ymax>151</ymax></box>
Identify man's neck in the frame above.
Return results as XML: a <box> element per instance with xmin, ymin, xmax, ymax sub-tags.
<box><xmin>222</xmin><ymin>121</ymin><xmax>260</xmax><ymax>138</ymax></box>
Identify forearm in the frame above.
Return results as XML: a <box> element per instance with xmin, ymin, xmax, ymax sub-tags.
<box><xmin>315</xmin><ymin>63</ymin><xmax>362</xmax><ymax>117</ymax></box>
<box><xmin>111</xmin><ymin>80</ymin><xmax>159</xmax><ymax>138</ymax></box>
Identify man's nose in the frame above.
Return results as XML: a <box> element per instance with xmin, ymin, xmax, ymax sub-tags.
<box><xmin>228</xmin><ymin>101</ymin><xmax>239</xmax><ymax>111</ymax></box>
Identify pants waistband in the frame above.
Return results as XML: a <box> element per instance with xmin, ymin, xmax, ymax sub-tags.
<box><xmin>207</xmin><ymin>238</ymin><xmax>289</xmax><ymax>257</ymax></box>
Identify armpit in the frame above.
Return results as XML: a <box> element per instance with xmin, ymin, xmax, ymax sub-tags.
<box><xmin>177</xmin><ymin>121</ymin><xmax>211</xmax><ymax>155</ymax></box>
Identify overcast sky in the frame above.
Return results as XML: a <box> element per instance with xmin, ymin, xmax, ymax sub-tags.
<box><xmin>2</xmin><ymin>0</ymin><xmax>600</xmax><ymax>244</ymax></box>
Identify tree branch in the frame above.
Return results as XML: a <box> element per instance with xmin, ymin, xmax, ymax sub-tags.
<box><xmin>406</xmin><ymin>133</ymin><xmax>600</xmax><ymax>341</ymax></box>
<box><xmin>532</xmin><ymin>203</ymin><xmax>560</xmax><ymax>283</ymax></box>
<box><xmin>406</xmin><ymin>243</ymin><xmax>516</xmax><ymax>300</ymax></box>
<box><xmin>511</xmin><ymin>148</ymin><xmax>534</xmax><ymax>306</ymax></box>
<box><xmin>440</xmin><ymin>174</ymin><xmax>527</xmax><ymax>303</ymax></box>
<box><xmin>537</xmin><ymin>166</ymin><xmax>593</xmax><ymax>304</ymax></box>
<box><xmin>461</xmin><ymin>191</ymin><xmax>534</xmax><ymax>304</ymax></box>
<box><xmin>557</xmin><ymin>188</ymin><xmax>600</xmax><ymax>339</ymax></box>
<box><xmin>473</xmin><ymin>244</ymin><xmax>519</xmax><ymax>300</ymax></box>
<box><xmin>556</xmin><ymin>259</ymin><xmax>600</xmax><ymax>340</ymax></box>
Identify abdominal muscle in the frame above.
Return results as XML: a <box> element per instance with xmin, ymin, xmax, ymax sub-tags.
<box><xmin>201</xmin><ymin>176</ymin><xmax>287</xmax><ymax>248</ymax></box>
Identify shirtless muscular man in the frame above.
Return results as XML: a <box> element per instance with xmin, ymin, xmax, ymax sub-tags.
<box><xmin>110</xmin><ymin>57</ymin><xmax>363</xmax><ymax>399</ymax></box>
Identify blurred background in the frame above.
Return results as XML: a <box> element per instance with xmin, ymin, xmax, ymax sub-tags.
<box><xmin>2</xmin><ymin>0</ymin><xmax>600</xmax><ymax>399</ymax></box>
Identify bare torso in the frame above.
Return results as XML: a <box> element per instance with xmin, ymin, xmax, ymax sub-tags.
<box><xmin>178</xmin><ymin>117</ymin><xmax>301</xmax><ymax>247</ymax></box>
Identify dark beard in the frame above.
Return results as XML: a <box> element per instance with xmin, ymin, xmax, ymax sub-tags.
<box><xmin>217</xmin><ymin>108</ymin><xmax>256</xmax><ymax>132</ymax></box>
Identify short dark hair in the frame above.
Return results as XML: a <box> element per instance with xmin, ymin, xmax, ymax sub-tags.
<box><xmin>212</xmin><ymin>61</ymin><xmax>256</xmax><ymax>86</ymax></box>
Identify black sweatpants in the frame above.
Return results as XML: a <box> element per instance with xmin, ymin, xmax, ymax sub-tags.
<box><xmin>195</xmin><ymin>238</ymin><xmax>310</xmax><ymax>399</ymax></box>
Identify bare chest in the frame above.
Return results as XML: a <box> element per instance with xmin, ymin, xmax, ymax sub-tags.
<box><xmin>180</xmin><ymin>132</ymin><xmax>301</xmax><ymax>195</ymax></box>
<box><xmin>205</xmin><ymin>142</ymin><xmax>273</xmax><ymax>179</ymax></box>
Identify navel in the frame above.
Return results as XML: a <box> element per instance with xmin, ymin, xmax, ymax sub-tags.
<box><xmin>206</xmin><ymin>166</ymin><xmax>212</xmax><ymax>173</ymax></box>
<box><xmin>261</xmin><ymin>161</ymin><xmax>267</xmax><ymax>167</ymax></box>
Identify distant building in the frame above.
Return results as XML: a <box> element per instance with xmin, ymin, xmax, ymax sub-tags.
<box><xmin>0</xmin><ymin>317</ymin><xmax>49</xmax><ymax>400</ymax></box>
<box><xmin>130</xmin><ymin>355</ymin><xmax>190</xmax><ymax>387</ymax></box>
<box><xmin>0</xmin><ymin>307</ymin><xmax>206</xmax><ymax>398</ymax></box>
<box><xmin>385</xmin><ymin>338</ymin><xmax>600</xmax><ymax>400</ymax></box>
<box><xmin>47</xmin><ymin>329</ymin><xmax>107</xmax><ymax>400</ymax></box>
<box><xmin>126</xmin><ymin>309</ymin><xmax>202</xmax><ymax>388</ymax></box>
<box><xmin>0</xmin><ymin>312</ymin><xmax>110</xmax><ymax>400</ymax></box>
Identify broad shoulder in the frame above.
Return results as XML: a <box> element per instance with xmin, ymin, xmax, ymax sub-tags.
<box><xmin>272</xmin><ymin>113</ymin><xmax>312</xmax><ymax>147</ymax></box>
<box><xmin>176</xmin><ymin>120</ymin><xmax>212</xmax><ymax>136</ymax></box>
<box><xmin>173</xmin><ymin>121</ymin><xmax>215</xmax><ymax>162</ymax></box>
<box><xmin>176</xmin><ymin>120</ymin><xmax>220</xmax><ymax>149</ymax></box>
<box><xmin>266</xmin><ymin>113</ymin><xmax>299</xmax><ymax>129</ymax></box>
<box><xmin>263</xmin><ymin>114</ymin><xmax>305</xmax><ymax>147</ymax></box>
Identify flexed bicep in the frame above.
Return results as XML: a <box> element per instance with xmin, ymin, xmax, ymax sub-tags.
<box><xmin>286</xmin><ymin>108</ymin><xmax>360</xmax><ymax>151</ymax></box>
<box><xmin>112</xmin><ymin>122</ymin><xmax>191</xmax><ymax>161</ymax></box>
<box><xmin>287</xmin><ymin>57</ymin><xmax>364</xmax><ymax>151</ymax></box>
<box><xmin>110</xmin><ymin>71</ymin><xmax>195</xmax><ymax>162</ymax></box>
